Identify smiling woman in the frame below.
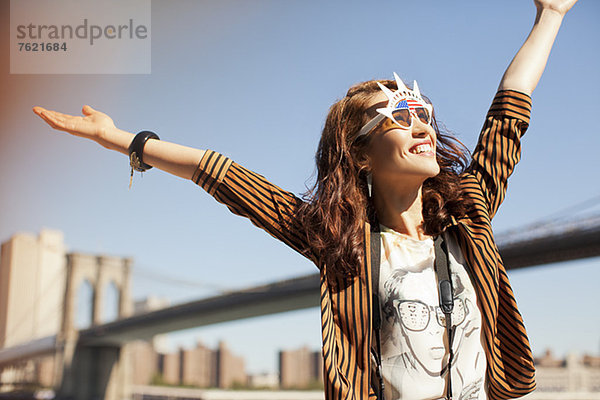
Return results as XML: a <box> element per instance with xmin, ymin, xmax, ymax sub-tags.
<box><xmin>31</xmin><ymin>0</ymin><xmax>580</xmax><ymax>399</ymax></box>
<box><xmin>296</xmin><ymin>77</ymin><xmax>472</xmax><ymax>279</ymax></box>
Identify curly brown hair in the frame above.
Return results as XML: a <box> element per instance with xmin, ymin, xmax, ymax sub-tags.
<box><xmin>297</xmin><ymin>79</ymin><xmax>472</xmax><ymax>278</ymax></box>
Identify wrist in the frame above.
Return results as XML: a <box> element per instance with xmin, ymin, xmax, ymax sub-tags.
<box><xmin>98</xmin><ymin>126</ymin><xmax>135</xmax><ymax>155</ymax></box>
<box><xmin>535</xmin><ymin>6</ymin><xmax>566</xmax><ymax>24</ymax></box>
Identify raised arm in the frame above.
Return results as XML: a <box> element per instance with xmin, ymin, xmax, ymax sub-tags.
<box><xmin>32</xmin><ymin>105</ymin><xmax>205</xmax><ymax>180</ymax></box>
<box><xmin>466</xmin><ymin>0</ymin><xmax>577</xmax><ymax>218</ymax></box>
<box><xmin>498</xmin><ymin>0</ymin><xmax>578</xmax><ymax>95</ymax></box>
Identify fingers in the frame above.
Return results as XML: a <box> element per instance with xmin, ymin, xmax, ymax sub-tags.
<box><xmin>32</xmin><ymin>105</ymin><xmax>109</xmax><ymax>140</ymax></box>
<box><xmin>33</xmin><ymin>106</ymin><xmax>79</xmax><ymax>132</ymax></box>
<box><xmin>47</xmin><ymin>109</ymin><xmax>77</xmax><ymax>120</ymax></box>
<box><xmin>32</xmin><ymin>106</ymin><xmax>45</xmax><ymax>115</ymax></box>
<box><xmin>34</xmin><ymin>106</ymin><xmax>92</xmax><ymax>119</ymax></box>
<box><xmin>33</xmin><ymin>106</ymin><xmax>60</xmax><ymax>130</ymax></box>
<box><xmin>43</xmin><ymin>111</ymin><xmax>68</xmax><ymax>131</ymax></box>
<box><xmin>33</xmin><ymin>106</ymin><xmax>64</xmax><ymax>121</ymax></box>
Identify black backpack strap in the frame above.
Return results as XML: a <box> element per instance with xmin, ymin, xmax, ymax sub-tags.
<box><xmin>370</xmin><ymin>223</ymin><xmax>385</xmax><ymax>400</ymax></box>
<box><xmin>435</xmin><ymin>234</ymin><xmax>455</xmax><ymax>400</ymax></box>
<box><xmin>434</xmin><ymin>235</ymin><xmax>453</xmax><ymax>313</ymax></box>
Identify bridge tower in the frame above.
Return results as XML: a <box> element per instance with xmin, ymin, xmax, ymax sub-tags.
<box><xmin>57</xmin><ymin>252</ymin><xmax>134</xmax><ymax>400</ymax></box>
<box><xmin>62</xmin><ymin>253</ymin><xmax>133</xmax><ymax>332</ymax></box>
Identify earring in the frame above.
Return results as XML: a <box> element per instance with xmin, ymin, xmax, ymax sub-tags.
<box><xmin>366</xmin><ymin>173</ymin><xmax>372</xmax><ymax>198</ymax></box>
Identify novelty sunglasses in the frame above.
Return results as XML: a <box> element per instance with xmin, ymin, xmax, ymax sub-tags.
<box><xmin>358</xmin><ymin>102</ymin><xmax>432</xmax><ymax>138</ymax></box>
<box><xmin>355</xmin><ymin>73</ymin><xmax>433</xmax><ymax>139</ymax></box>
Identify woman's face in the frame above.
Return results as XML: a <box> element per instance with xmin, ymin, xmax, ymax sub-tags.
<box><xmin>364</xmin><ymin>92</ymin><xmax>440</xmax><ymax>185</ymax></box>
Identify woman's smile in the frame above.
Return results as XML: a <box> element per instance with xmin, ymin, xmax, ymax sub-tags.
<box><xmin>408</xmin><ymin>139</ymin><xmax>435</xmax><ymax>156</ymax></box>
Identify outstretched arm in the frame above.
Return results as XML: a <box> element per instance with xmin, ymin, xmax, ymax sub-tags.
<box><xmin>498</xmin><ymin>0</ymin><xmax>578</xmax><ymax>95</ymax></box>
<box><xmin>32</xmin><ymin>105</ymin><xmax>318</xmax><ymax>264</ymax></box>
<box><xmin>32</xmin><ymin>105</ymin><xmax>205</xmax><ymax>180</ymax></box>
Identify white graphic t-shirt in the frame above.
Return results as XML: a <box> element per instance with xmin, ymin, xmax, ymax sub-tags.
<box><xmin>378</xmin><ymin>225</ymin><xmax>488</xmax><ymax>400</ymax></box>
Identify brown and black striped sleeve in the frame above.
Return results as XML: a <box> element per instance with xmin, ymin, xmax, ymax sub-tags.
<box><xmin>467</xmin><ymin>90</ymin><xmax>532</xmax><ymax>220</ymax></box>
<box><xmin>191</xmin><ymin>150</ymin><xmax>319</xmax><ymax>265</ymax></box>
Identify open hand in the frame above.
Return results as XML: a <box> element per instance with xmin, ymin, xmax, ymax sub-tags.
<box><xmin>32</xmin><ymin>105</ymin><xmax>116</xmax><ymax>143</ymax></box>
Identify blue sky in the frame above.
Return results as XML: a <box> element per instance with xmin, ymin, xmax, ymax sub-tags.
<box><xmin>1</xmin><ymin>0</ymin><xmax>599</xmax><ymax>374</ymax></box>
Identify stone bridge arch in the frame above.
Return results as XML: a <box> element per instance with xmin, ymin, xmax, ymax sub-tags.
<box><xmin>62</xmin><ymin>253</ymin><xmax>133</xmax><ymax>334</ymax></box>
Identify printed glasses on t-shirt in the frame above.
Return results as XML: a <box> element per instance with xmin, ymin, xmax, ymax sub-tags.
<box><xmin>393</xmin><ymin>298</ymin><xmax>467</xmax><ymax>331</ymax></box>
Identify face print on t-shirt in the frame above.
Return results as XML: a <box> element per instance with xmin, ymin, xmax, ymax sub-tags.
<box><xmin>377</xmin><ymin>227</ymin><xmax>488</xmax><ymax>399</ymax></box>
<box><xmin>382</xmin><ymin>268</ymin><xmax>471</xmax><ymax>375</ymax></box>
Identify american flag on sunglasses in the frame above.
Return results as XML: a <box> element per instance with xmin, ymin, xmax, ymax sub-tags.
<box><xmin>395</xmin><ymin>98</ymin><xmax>426</xmax><ymax>111</ymax></box>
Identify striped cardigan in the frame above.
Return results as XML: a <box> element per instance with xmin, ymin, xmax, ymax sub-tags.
<box><xmin>191</xmin><ymin>90</ymin><xmax>536</xmax><ymax>399</ymax></box>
